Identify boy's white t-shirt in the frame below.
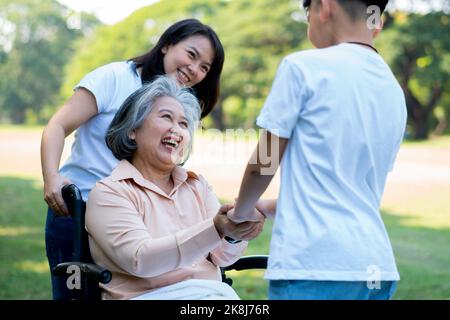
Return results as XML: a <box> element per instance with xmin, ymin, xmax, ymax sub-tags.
<box><xmin>257</xmin><ymin>43</ymin><xmax>407</xmax><ymax>281</ymax></box>
<box><xmin>59</xmin><ymin>61</ymin><xmax>142</xmax><ymax>200</ymax></box>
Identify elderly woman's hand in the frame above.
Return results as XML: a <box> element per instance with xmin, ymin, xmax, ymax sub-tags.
<box><xmin>239</xmin><ymin>208</ymin><xmax>265</xmax><ymax>240</ymax></box>
<box><xmin>213</xmin><ymin>205</ymin><xmax>265</xmax><ymax>241</ymax></box>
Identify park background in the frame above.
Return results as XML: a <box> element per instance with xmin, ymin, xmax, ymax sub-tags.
<box><xmin>0</xmin><ymin>0</ymin><xmax>449</xmax><ymax>299</ymax></box>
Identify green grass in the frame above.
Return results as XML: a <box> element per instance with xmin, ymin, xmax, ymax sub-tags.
<box><xmin>0</xmin><ymin>125</ymin><xmax>44</xmax><ymax>132</ymax></box>
<box><xmin>0</xmin><ymin>176</ymin><xmax>51</xmax><ymax>299</ymax></box>
<box><xmin>1</xmin><ymin>175</ymin><xmax>449</xmax><ymax>300</ymax></box>
<box><xmin>402</xmin><ymin>135</ymin><xmax>450</xmax><ymax>148</ymax></box>
<box><xmin>226</xmin><ymin>220</ymin><xmax>273</xmax><ymax>300</ymax></box>
<box><xmin>231</xmin><ymin>210</ymin><xmax>450</xmax><ymax>300</ymax></box>
<box><xmin>382</xmin><ymin>212</ymin><xmax>450</xmax><ymax>299</ymax></box>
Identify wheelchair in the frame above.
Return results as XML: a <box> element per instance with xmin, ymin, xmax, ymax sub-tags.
<box><xmin>52</xmin><ymin>184</ymin><xmax>268</xmax><ymax>300</ymax></box>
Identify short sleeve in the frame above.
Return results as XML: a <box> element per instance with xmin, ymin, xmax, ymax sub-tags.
<box><xmin>256</xmin><ymin>58</ymin><xmax>308</xmax><ymax>139</ymax></box>
<box><xmin>74</xmin><ymin>63</ymin><xmax>117</xmax><ymax>113</ymax></box>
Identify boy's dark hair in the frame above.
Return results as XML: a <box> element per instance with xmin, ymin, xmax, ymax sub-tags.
<box><xmin>303</xmin><ymin>0</ymin><xmax>389</xmax><ymax>18</ymax></box>
<box><xmin>130</xmin><ymin>19</ymin><xmax>225</xmax><ymax>119</ymax></box>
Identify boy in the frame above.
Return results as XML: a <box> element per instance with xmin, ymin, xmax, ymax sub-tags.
<box><xmin>228</xmin><ymin>0</ymin><xmax>407</xmax><ymax>300</ymax></box>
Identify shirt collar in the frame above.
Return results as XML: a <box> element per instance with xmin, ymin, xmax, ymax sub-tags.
<box><xmin>111</xmin><ymin>160</ymin><xmax>199</xmax><ymax>198</ymax></box>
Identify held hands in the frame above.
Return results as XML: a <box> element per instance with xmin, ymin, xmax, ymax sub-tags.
<box><xmin>43</xmin><ymin>173</ymin><xmax>72</xmax><ymax>216</ymax></box>
<box><xmin>213</xmin><ymin>204</ymin><xmax>265</xmax><ymax>242</ymax></box>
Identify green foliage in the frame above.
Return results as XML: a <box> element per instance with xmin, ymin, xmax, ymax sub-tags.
<box><xmin>379</xmin><ymin>11</ymin><xmax>450</xmax><ymax>139</ymax></box>
<box><xmin>386</xmin><ymin>12</ymin><xmax>449</xmax><ymax>98</ymax></box>
<box><xmin>0</xmin><ymin>0</ymin><xmax>99</xmax><ymax>124</ymax></box>
<box><xmin>213</xmin><ymin>0</ymin><xmax>308</xmax><ymax>128</ymax></box>
<box><xmin>0</xmin><ymin>176</ymin><xmax>50</xmax><ymax>299</ymax></box>
<box><xmin>60</xmin><ymin>0</ymin><xmax>224</xmax><ymax>101</ymax></box>
<box><xmin>60</xmin><ymin>0</ymin><xmax>308</xmax><ymax>129</ymax></box>
<box><xmin>63</xmin><ymin>0</ymin><xmax>449</xmax><ymax>133</ymax></box>
<box><xmin>2</xmin><ymin>0</ymin><xmax>449</xmax><ymax>136</ymax></box>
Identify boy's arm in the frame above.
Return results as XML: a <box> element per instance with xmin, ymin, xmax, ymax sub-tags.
<box><xmin>228</xmin><ymin>130</ymin><xmax>288</xmax><ymax>223</ymax></box>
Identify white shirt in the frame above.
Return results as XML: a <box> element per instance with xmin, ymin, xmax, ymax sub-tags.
<box><xmin>257</xmin><ymin>43</ymin><xmax>407</xmax><ymax>281</ymax></box>
<box><xmin>60</xmin><ymin>61</ymin><xmax>142</xmax><ymax>200</ymax></box>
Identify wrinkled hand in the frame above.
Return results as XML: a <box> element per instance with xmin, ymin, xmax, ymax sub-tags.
<box><xmin>227</xmin><ymin>202</ymin><xmax>263</xmax><ymax>223</ymax></box>
<box><xmin>44</xmin><ymin>173</ymin><xmax>72</xmax><ymax>216</ymax></box>
<box><xmin>213</xmin><ymin>205</ymin><xmax>265</xmax><ymax>241</ymax></box>
<box><xmin>240</xmin><ymin>209</ymin><xmax>265</xmax><ymax>240</ymax></box>
<box><xmin>214</xmin><ymin>205</ymin><xmax>265</xmax><ymax>241</ymax></box>
<box><xmin>227</xmin><ymin>207</ymin><xmax>265</xmax><ymax>240</ymax></box>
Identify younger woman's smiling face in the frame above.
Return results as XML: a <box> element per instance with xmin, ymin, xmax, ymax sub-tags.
<box><xmin>162</xmin><ymin>35</ymin><xmax>214</xmax><ymax>88</ymax></box>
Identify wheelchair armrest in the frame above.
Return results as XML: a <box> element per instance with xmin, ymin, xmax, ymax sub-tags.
<box><xmin>224</xmin><ymin>255</ymin><xmax>268</xmax><ymax>271</ymax></box>
<box><xmin>52</xmin><ymin>262</ymin><xmax>112</xmax><ymax>284</ymax></box>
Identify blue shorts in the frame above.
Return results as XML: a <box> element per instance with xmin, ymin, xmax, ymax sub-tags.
<box><xmin>269</xmin><ymin>280</ymin><xmax>397</xmax><ymax>300</ymax></box>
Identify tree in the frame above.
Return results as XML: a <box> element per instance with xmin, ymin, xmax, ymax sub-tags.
<box><xmin>211</xmin><ymin>0</ymin><xmax>308</xmax><ymax>129</ymax></box>
<box><xmin>60</xmin><ymin>0</ymin><xmax>308</xmax><ymax>129</ymax></box>
<box><xmin>0</xmin><ymin>0</ymin><xmax>98</xmax><ymax>124</ymax></box>
<box><xmin>379</xmin><ymin>11</ymin><xmax>450</xmax><ymax>139</ymax></box>
<box><xmin>60</xmin><ymin>0</ymin><xmax>449</xmax><ymax>136</ymax></box>
<box><xmin>59</xmin><ymin>0</ymin><xmax>225</xmax><ymax>102</ymax></box>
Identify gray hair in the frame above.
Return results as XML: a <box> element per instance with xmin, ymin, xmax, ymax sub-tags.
<box><xmin>106</xmin><ymin>75</ymin><xmax>201</xmax><ymax>163</ymax></box>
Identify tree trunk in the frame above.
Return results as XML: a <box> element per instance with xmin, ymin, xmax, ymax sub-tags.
<box><xmin>407</xmin><ymin>97</ymin><xmax>430</xmax><ymax>140</ymax></box>
<box><xmin>432</xmin><ymin>117</ymin><xmax>448</xmax><ymax>136</ymax></box>
<box><xmin>11</xmin><ymin>108</ymin><xmax>26</xmax><ymax>124</ymax></box>
<box><xmin>210</xmin><ymin>104</ymin><xmax>224</xmax><ymax>131</ymax></box>
<box><xmin>413</xmin><ymin>109</ymin><xmax>429</xmax><ymax>140</ymax></box>
<box><xmin>402</xmin><ymin>80</ymin><xmax>443</xmax><ymax>141</ymax></box>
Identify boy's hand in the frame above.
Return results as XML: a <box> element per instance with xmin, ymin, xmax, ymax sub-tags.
<box><xmin>214</xmin><ymin>205</ymin><xmax>265</xmax><ymax>241</ymax></box>
<box><xmin>227</xmin><ymin>206</ymin><xmax>263</xmax><ymax>223</ymax></box>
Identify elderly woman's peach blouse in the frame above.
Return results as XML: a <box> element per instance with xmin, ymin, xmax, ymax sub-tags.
<box><xmin>85</xmin><ymin>160</ymin><xmax>247</xmax><ymax>300</ymax></box>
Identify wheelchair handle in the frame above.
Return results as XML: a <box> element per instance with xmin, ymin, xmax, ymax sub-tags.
<box><xmin>61</xmin><ymin>184</ymin><xmax>88</xmax><ymax>262</ymax></box>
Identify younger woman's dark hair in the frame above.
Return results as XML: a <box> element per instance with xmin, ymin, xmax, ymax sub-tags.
<box><xmin>130</xmin><ymin>19</ymin><xmax>224</xmax><ymax>119</ymax></box>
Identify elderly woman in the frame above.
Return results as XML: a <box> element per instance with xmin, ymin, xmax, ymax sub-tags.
<box><xmin>85</xmin><ymin>76</ymin><xmax>263</xmax><ymax>300</ymax></box>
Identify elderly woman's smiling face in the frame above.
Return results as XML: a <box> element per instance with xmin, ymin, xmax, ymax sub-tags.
<box><xmin>130</xmin><ymin>96</ymin><xmax>190</xmax><ymax>169</ymax></box>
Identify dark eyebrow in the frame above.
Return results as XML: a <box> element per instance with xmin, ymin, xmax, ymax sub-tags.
<box><xmin>188</xmin><ymin>45</ymin><xmax>212</xmax><ymax>66</ymax></box>
<box><xmin>159</xmin><ymin>109</ymin><xmax>188</xmax><ymax>123</ymax></box>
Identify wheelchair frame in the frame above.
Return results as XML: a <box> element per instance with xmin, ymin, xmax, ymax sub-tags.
<box><xmin>52</xmin><ymin>184</ymin><xmax>268</xmax><ymax>300</ymax></box>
